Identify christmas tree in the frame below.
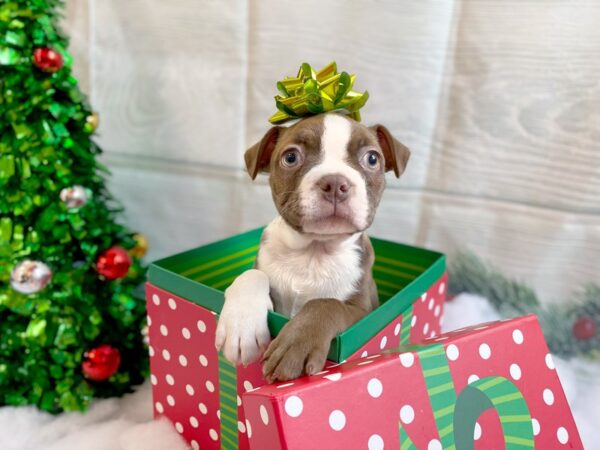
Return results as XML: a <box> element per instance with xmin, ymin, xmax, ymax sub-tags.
<box><xmin>0</xmin><ymin>0</ymin><xmax>148</xmax><ymax>413</ymax></box>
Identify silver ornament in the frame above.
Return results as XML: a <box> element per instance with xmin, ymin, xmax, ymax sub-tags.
<box><xmin>10</xmin><ymin>260</ymin><xmax>53</xmax><ymax>294</ymax></box>
<box><xmin>60</xmin><ymin>185</ymin><xmax>88</xmax><ymax>208</ymax></box>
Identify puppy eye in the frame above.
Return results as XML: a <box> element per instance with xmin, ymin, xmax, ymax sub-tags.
<box><xmin>281</xmin><ymin>148</ymin><xmax>301</xmax><ymax>168</ymax></box>
<box><xmin>362</xmin><ymin>150</ymin><xmax>380</xmax><ymax>170</ymax></box>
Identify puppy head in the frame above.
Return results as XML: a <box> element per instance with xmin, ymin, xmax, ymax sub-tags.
<box><xmin>245</xmin><ymin>113</ymin><xmax>410</xmax><ymax>235</ymax></box>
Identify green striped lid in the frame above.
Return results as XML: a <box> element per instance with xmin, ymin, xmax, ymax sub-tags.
<box><xmin>148</xmin><ymin>227</ymin><xmax>445</xmax><ymax>362</ymax></box>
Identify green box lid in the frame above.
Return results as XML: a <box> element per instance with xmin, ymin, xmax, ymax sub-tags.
<box><xmin>148</xmin><ymin>227</ymin><xmax>445</xmax><ymax>362</ymax></box>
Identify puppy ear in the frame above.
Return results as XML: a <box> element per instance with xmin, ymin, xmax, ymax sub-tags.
<box><xmin>371</xmin><ymin>125</ymin><xmax>411</xmax><ymax>177</ymax></box>
<box><xmin>244</xmin><ymin>127</ymin><xmax>282</xmax><ymax>180</ymax></box>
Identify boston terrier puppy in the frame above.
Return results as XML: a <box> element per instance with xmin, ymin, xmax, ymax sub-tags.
<box><xmin>215</xmin><ymin>112</ymin><xmax>410</xmax><ymax>382</ymax></box>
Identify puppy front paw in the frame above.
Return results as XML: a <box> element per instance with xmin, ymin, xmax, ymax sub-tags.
<box><xmin>262</xmin><ymin>321</ymin><xmax>330</xmax><ymax>382</ymax></box>
<box><xmin>215</xmin><ymin>269</ymin><xmax>272</xmax><ymax>366</ymax></box>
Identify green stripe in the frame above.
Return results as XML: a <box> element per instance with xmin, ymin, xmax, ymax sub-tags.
<box><xmin>424</xmin><ymin>366</ymin><xmax>450</xmax><ymax>377</ymax></box>
<box><xmin>400</xmin><ymin>308</ymin><xmax>412</xmax><ymax>344</ymax></box>
<box><xmin>434</xmin><ymin>404</ymin><xmax>455</xmax><ymax>420</ymax></box>
<box><xmin>477</xmin><ymin>376</ymin><xmax>504</xmax><ymax>391</ymax></box>
<box><xmin>373</xmin><ymin>265</ymin><xmax>416</xmax><ymax>281</ymax></box>
<box><xmin>504</xmin><ymin>435</ymin><xmax>535</xmax><ymax>447</ymax></box>
<box><xmin>373</xmin><ymin>254</ymin><xmax>426</xmax><ymax>272</ymax></box>
<box><xmin>492</xmin><ymin>392</ymin><xmax>523</xmax><ymax>405</ymax></box>
<box><xmin>375</xmin><ymin>277</ymin><xmax>403</xmax><ymax>289</ymax></box>
<box><xmin>500</xmin><ymin>414</ymin><xmax>531</xmax><ymax>424</ymax></box>
<box><xmin>218</xmin><ymin>354</ymin><xmax>238</xmax><ymax>450</ymax></box>
<box><xmin>428</xmin><ymin>381</ymin><xmax>454</xmax><ymax>396</ymax></box>
<box><xmin>199</xmin><ymin>255</ymin><xmax>257</xmax><ymax>282</ymax></box>
<box><xmin>180</xmin><ymin>245</ymin><xmax>258</xmax><ymax>277</ymax></box>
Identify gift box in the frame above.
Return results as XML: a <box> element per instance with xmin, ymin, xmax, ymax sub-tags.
<box><xmin>242</xmin><ymin>314</ymin><xmax>582</xmax><ymax>450</ymax></box>
<box><xmin>146</xmin><ymin>227</ymin><xmax>447</xmax><ymax>449</ymax></box>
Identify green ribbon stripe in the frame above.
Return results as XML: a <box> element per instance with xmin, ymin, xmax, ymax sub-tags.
<box><xmin>218</xmin><ymin>353</ymin><xmax>239</xmax><ymax>450</ymax></box>
<box><xmin>399</xmin><ymin>343</ymin><xmax>534</xmax><ymax>449</ymax></box>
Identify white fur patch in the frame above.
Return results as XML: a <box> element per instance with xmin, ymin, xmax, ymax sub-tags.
<box><xmin>257</xmin><ymin>217</ymin><xmax>363</xmax><ymax>317</ymax></box>
<box><xmin>299</xmin><ymin>114</ymin><xmax>369</xmax><ymax>232</ymax></box>
<box><xmin>215</xmin><ymin>269</ymin><xmax>272</xmax><ymax>366</ymax></box>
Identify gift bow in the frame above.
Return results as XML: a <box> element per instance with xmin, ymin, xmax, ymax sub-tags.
<box><xmin>399</xmin><ymin>344</ymin><xmax>534</xmax><ymax>450</ymax></box>
<box><xmin>269</xmin><ymin>62</ymin><xmax>369</xmax><ymax>124</ymax></box>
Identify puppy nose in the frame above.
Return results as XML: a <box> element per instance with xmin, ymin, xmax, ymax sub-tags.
<box><xmin>317</xmin><ymin>174</ymin><xmax>351</xmax><ymax>203</ymax></box>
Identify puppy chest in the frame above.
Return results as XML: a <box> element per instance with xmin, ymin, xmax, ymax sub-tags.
<box><xmin>258</xmin><ymin>244</ymin><xmax>363</xmax><ymax>317</ymax></box>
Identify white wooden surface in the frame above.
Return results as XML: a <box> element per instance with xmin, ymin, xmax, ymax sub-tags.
<box><xmin>63</xmin><ymin>0</ymin><xmax>600</xmax><ymax>304</ymax></box>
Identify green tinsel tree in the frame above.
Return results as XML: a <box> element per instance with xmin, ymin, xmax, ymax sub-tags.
<box><xmin>449</xmin><ymin>253</ymin><xmax>600</xmax><ymax>360</ymax></box>
<box><xmin>0</xmin><ymin>0</ymin><xmax>148</xmax><ymax>413</ymax></box>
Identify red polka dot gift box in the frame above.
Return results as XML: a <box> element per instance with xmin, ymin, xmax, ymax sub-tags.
<box><xmin>146</xmin><ymin>227</ymin><xmax>447</xmax><ymax>449</ymax></box>
<box><xmin>242</xmin><ymin>315</ymin><xmax>583</xmax><ymax>450</ymax></box>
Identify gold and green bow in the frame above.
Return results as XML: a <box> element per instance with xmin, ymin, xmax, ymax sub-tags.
<box><xmin>269</xmin><ymin>62</ymin><xmax>369</xmax><ymax>124</ymax></box>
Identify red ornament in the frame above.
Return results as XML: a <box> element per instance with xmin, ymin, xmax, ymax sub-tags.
<box><xmin>32</xmin><ymin>47</ymin><xmax>64</xmax><ymax>73</ymax></box>
<box><xmin>82</xmin><ymin>344</ymin><xmax>121</xmax><ymax>381</ymax></box>
<box><xmin>96</xmin><ymin>246</ymin><xmax>132</xmax><ymax>280</ymax></box>
<box><xmin>572</xmin><ymin>316</ymin><xmax>597</xmax><ymax>341</ymax></box>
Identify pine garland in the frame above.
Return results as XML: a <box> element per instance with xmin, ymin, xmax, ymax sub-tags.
<box><xmin>449</xmin><ymin>253</ymin><xmax>600</xmax><ymax>360</ymax></box>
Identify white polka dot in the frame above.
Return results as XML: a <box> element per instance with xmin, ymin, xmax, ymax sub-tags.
<box><xmin>380</xmin><ymin>336</ymin><xmax>388</xmax><ymax>349</ymax></box>
<box><xmin>434</xmin><ymin>305</ymin><xmax>441</xmax><ymax>317</ymax></box>
<box><xmin>238</xmin><ymin>421</ymin><xmax>246</xmax><ymax>433</ymax></box>
<box><xmin>166</xmin><ymin>374</ymin><xmax>174</xmax><ymax>385</ymax></box>
<box><xmin>244</xmin><ymin>380</ymin><xmax>254</xmax><ymax>391</ymax></box>
<box><xmin>185</xmin><ymin>384</ymin><xmax>195</xmax><ymax>396</ymax></box>
<box><xmin>468</xmin><ymin>374</ymin><xmax>480</xmax><ymax>384</ymax></box>
<box><xmin>532</xmin><ymin>418</ymin><xmax>540</xmax><ymax>436</ymax></box>
<box><xmin>411</xmin><ymin>315</ymin><xmax>417</xmax><ymax>328</ymax></box>
<box><xmin>367</xmin><ymin>378</ymin><xmax>383</xmax><ymax>398</ymax></box>
<box><xmin>175</xmin><ymin>422</ymin><xmax>183</xmax><ymax>433</ymax></box>
<box><xmin>324</xmin><ymin>373</ymin><xmax>342</xmax><ymax>381</ymax></box>
<box><xmin>198</xmin><ymin>403</ymin><xmax>208</xmax><ymax>414</ymax></box>
<box><xmin>168</xmin><ymin>298</ymin><xmax>177</xmax><ymax>310</ymax></box>
<box><xmin>474</xmin><ymin>422</ymin><xmax>482</xmax><ymax>440</ymax></box>
<box><xmin>543</xmin><ymin>388</ymin><xmax>555</xmax><ymax>405</ymax></box>
<box><xmin>361</xmin><ymin>350</ymin><xmax>368</xmax><ymax>358</ymax></box>
<box><xmin>191</xmin><ymin>440</ymin><xmax>200</xmax><ymax>450</ymax></box>
<box><xmin>178</xmin><ymin>355</ymin><xmax>187</xmax><ymax>367</ymax></box>
<box><xmin>428</xmin><ymin>298</ymin><xmax>435</xmax><ymax>311</ymax></box>
<box><xmin>479</xmin><ymin>343</ymin><xmax>491</xmax><ymax>360</ymax></box>
<box><xmin>260</xmin><ymin>404</ymin><xmax>269</xmax><ymax>425</ymax></box>
<box><xmin>246</xmin><ymin>419</ymin><xmax>253</xmax><ymax>438</ymax></box>
<box><xmin>167</xmin><ymin>395</ymin><xmax>175</xmax><ymax>406</ymax></box>
<box><xmin>147</xmin><ymin>315</ymin><xmax>152</xmax><ymax>326</ymax></box>
<box><xmin>429</xmin><ymin>331</ymin><xmax>436</xmax><ymax>338</ymax></box>
<box><xmin>150</xmin><ymin>374</ymin><xmax>157</xmax><ymax>385</ymax></box>
<box><xmin>400</xmin><ymin>353</ymin><xmax>415</xmax><ymax>368</ymax></box>
<box><xmin>368</xmin><ymin>434</ymin><xmax>384</xmax><ymax>450</ymax></box>
<box><xmin>512</xmin><ymin>329</ymin><xmax>524</xmax><ymax>344</ymax></box>
<box><xmin>197</xmin><ymin>320</ymin><xmax>207</xmax><ymax>333</ymax></box>
<box><xmin>446</xmin><ymin>344</ymin><xmax>459</xmax><ymax>361</ymax></box>
<box><xmin>546</xmin><ymin>353</ymin><xmax>555</xmax><ymax>370</ymax></box>
<box><xmin>155</xmin><ymin>401</ymin><xmax>164</xmax><ymax>413</ymax></box>
<box><xmin>400</xmin><ymin>405</ymin><xmax>415</xmax><ymax>424</ymax></box>
<box><xmin>148</xmin><ymin>345</ymin><xmax>155</xmax><ymax>357</ymax></box>
<box><xmin>423</xmin><ymin>322</ymin><xmax>430</xmax><ymax>335</ymax></box>
<box><xmin>394</xmin><ymin>323</ymin><xmax>401</xmax><ymax>336</ymax></box>
<box><xmin>160</xmin><ymin>325</ymin><xmax>168</xmax><ymax>336</ymax></box>
<box><xmin>162</xmin><ymin>349</ymin><xmax>170</xmax><ymax>361</ymax></box>
<box><xmin>209</xmin><ymin>429</ymin><xmax>218</xmax><ymax>441</ymax></box>
<box><xmin>217</xmin><ymin>410</ymin><xmax>221</xmax><ymax>420</ymax></box>
<box><xmin>510</xmin><ymin>363</ymin><xmax>522</xmax><ymax>380</ymax></box>
<box><xmin>285</xmin><ymin>396</ymin><xmax>303</xmax><ymax>417</ymax></box>
<box><xmin>206</xmin><ymin>381</ymin><xmax>215</xmax><ymax>392</ymax></box>
<box><xmin>329</xmin><ymin>410</ymin><xmax>346</xmax><ymax>431</ymax></box>
<box><xmin>421</xmin><ymin>293</ymin><xmax>427</xmax><ymax>302</ymax></box>
<box><xmin>199</xmin><ymin>354</ymin><xmax>208</xmax><ymax>367</ymax></box>
<box><xmin>438</xmin><ymin>282</ymin><xmax>446</xmax><ymax>294</ymax></box>
<box><xmin>428</xmin><ymin>439</ymin><xmax>442</xmax><ymax>450</ymax></box>
<box><xmin>152</xmin><ymin>294</ymin><xmax>160</xmax><ymax>305</ymax></box>
<box><xmin>189</xmin><ymin>416</ymin><xmax>199</xmax><ymax>428</ymax></box>
<box><xmin>557</xmin><ymin>427</ymin><xmax>569</xmax><ymax>444</ymax></box>
<box><xmin>181</xmin><ymin>327</ymin><xmax>191</xmax><ymax>339</ymax></box>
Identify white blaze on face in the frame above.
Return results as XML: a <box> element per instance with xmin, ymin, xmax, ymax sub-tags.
<box><xmin>299</xmin><ymin>114</ymin><xmax>369</xmax><ymax>233</ymax></box>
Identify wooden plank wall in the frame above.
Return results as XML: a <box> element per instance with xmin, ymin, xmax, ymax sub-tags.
<box><xmin>62</xmin><ymin>0</ymin><xmax>600</xmax><ymax>304</ymax></box>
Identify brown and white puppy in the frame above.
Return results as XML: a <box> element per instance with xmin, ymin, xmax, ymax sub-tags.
<box><xmin>215</xmin><ymin>113</ymin><xmax>410</xmax><ymax>382</ymax></box>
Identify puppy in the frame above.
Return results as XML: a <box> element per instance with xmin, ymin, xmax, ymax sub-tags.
<box><xmin>215</xmin><ymin>113</ymin><xmax>410</xmax><ymax>382</ymax></box>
